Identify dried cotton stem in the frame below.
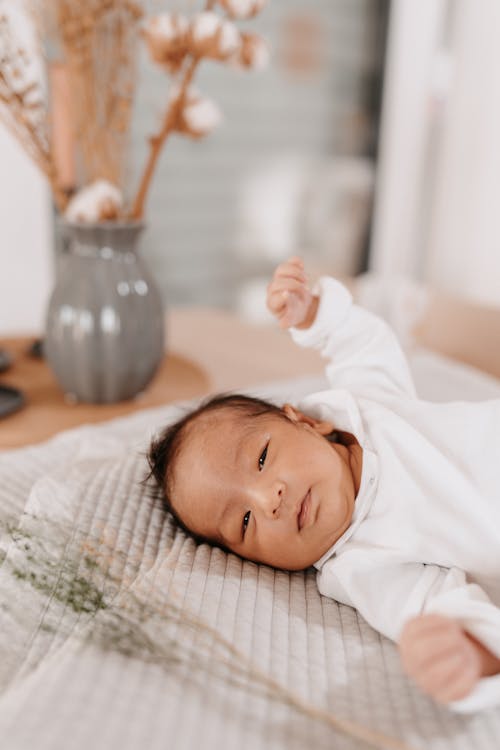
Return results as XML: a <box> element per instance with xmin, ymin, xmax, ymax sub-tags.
<box><xmin>129</xmin><ymin>55</ymin><xmax>199</xmax><ymax>219</ymax></box>
<box><xmin>129</xmin><ymin>0</ymin><xmax>218</xmax><ymax>219</ymax></box>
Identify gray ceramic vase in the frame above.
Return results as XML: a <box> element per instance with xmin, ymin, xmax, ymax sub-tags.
<box><xmin>45</xmin><ymin>220</ymin><xmax>165</xmax><ymax>403</ymax></box>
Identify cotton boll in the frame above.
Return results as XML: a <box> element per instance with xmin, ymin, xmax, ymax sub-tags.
<box><xmin>145</xmin><ymin>13</ymin><xmax>190</xmax><ymax>47</ymax></box>
<box><xmin>218</xmin><ymin>0</ymin><xmax>267</xmax><ymax>20</ymax></box>
<box><xmin>182</xmin><ymin>96</ymin><xmax>223</xmax><ymax>137</ymax></box>
<box><xmin>188</xmin><ymin>11</ymin><xmax>240</xmax><ymax>60</ymax></box>
<box><xmin>149</xmin><ymin>13</ymin><xmax>185</xmax><ymax>41</ymax></box>
<box><xmin>168</xmin><ymin>84</ymin><xmax>222</xmax><ymax>137</ymax></box>
<box><xmin>237</xmin><ymin>32</ymin><xmax>270</xmax><ymax>70</ymax></box>
<box><xmin>143</xmin><ymin>13</ymin><xmax>189</xmax><ymax>72</ymax></box>
<box><xmin>218</xmin><ymin>18</ymin><xmax>241</xmax><ymax>56</ymax></box>
<box><xmin>191</xmin><ymin>11</ymin><xmax>220</xmax><ymax>39</ymax></box>
<box><xmin>65</xmin><ymin>180</ymin><xmax>123</xmax><ymax>223</ymax></box>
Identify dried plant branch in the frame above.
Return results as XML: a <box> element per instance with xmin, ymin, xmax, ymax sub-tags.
<box><xmin>129</xmin><ymin>54</ymin><xmax>198</xmax><ymax>219</ymax></box>
<box><xmin>129</xmin><ymin>0</ymin><xmax>219</xmax><ymax>219</ymax></box>
<box><xmin>0</xmin><ymin>12</ymin><xmax>67</xmax><ymax>210</ymax></box>
<box><xmin>129</xmin><ymin>0</ymin><xmax>270</xmax><ymax>219</ymax></box>
<box><xmin>2</xmin><ymin>1</ymin><xmax>267</xmax><ymax>220</ymax></box>
<box><xmin>1</xmin><ymin>510</ymin><xmax>418</xmax><ymax>750</ymax></box>
<box><xmin>47</xmin><ymin>0</ymin><xmax>144</xmax><ymax>192</ymax></box>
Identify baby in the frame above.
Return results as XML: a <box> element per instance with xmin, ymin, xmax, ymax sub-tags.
<box><xmin>147</xmin><ymin>257</ymin><xmax>500</xmax><ymax>713</ymax></box>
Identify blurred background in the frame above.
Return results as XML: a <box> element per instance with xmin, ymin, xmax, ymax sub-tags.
<box><xmin>1</xmin><ymin>0</ymin><xmax>499</xmax><ymax>337</ymax></box>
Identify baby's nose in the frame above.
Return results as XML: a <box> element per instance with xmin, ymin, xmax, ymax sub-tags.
<box><xmin>259</xmin><ymin>480</ymin><xmax>286</xmax><ymax>518</ymax></box>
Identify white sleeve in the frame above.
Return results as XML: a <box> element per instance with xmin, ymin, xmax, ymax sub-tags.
<box><xmin>290</xmin><ymin>276</ymin><xmax>417</xmax><ymax>400</ymax></box>
<box><xmin>318</xmin><ymin>553</ymin><xmax>500</xmax><ymax>713</ymax></box>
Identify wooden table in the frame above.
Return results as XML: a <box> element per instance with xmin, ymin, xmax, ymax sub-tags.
<box><xmin>2</xmin><ymin>294</ymin><xmax>499</xmax><ymax>450</ymax></box>
<box><xmin>0</xmin><ymin>308</ymin><xmax>324</xmax><ymax>450</ymax></box>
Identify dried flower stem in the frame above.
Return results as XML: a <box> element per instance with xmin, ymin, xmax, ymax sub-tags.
<box><xmin>2</xmin><ymin>512</ymin><xmax>418</xmax><ymax>750</ymax></box>
<box><xmin>32</xmin><ymin>0</ymin><xmax>144</xmax><ymax>194</ymax></box>
<box><xmin>129</xmin><ymin>0</ymin><xmax>218</xmax><ymax>219</ymax></box>
<box><xmin>0</xmin><ymin>13</ymin><xmax>67</xmax><ymax>211</ymax></box>
<box><xmin>129</xmin><ymin>56</ymin><xmax>198</xmax><ymax>219</ymax></box>
<box><xmin>58</xmin><ymin>1</ymin><xmax>143</xmax><ymax>191</ymax></box>
<box><xmin>134</xmin><ymin>592</ymin><xmax>418</xmax><ymax>750</ymax></box>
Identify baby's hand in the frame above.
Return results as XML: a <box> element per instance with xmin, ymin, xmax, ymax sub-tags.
<box><xmin>398</xmin><ymin>614</ymin><xmax>482</xmax><ymax>704</ymax></box>
<box><xmin>266</xmin><ymin>257</ymin><xmax>318</xmax><ymax>329</ymax></box>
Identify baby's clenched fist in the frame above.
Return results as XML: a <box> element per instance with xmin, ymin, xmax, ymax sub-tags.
<box><xmin>266</xmin><ymin>257</ymin><xmax>318</xmax><ymax>329</ymax></box>
<box><xmin>398</xmin><ymin>614</ymin><xmax>482</xmax><ymax>704</ymax></box>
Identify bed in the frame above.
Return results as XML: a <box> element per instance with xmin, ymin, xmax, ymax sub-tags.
<box><xmin>1</xmin><ymin>277</ymin><xmax>499</xmax><ymax>750</ymax></box>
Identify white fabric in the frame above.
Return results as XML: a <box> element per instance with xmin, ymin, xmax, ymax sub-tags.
<box><xmin>1</xmin><ymin>375</ymin><xmax>500</xmax><ymax>747</ymax></box>
<box><xmin>290</xmin><ymin>276</ymin><xmax>500</xmax><ymax>713</ymax></box>
<box><xmin>1</xmin><ymin>299</ymin><xmax>500</xmax><ymax>747</ymax></box>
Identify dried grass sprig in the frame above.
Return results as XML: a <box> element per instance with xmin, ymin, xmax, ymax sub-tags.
<box><xmin>1</xmin><ymin>510</ymin><xmax>417</xmax><ymax>750</ymax></box>
<box><xmin>43</xmin><ymin>0</ymin><xmax>144</xmax><ymax>191</ymax></box>
<box><xmin>0</xmin><ymin>12</ymin><xmax>67</xmax><ymax>211</ymax></box>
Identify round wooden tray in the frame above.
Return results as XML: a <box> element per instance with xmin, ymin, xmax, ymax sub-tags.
<box><xmin>0</xmin><ymin>338</ymin><xmax>210</xmax><ymax>450</ymax></box>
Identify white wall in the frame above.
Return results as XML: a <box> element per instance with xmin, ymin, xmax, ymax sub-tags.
<box><xmin>0</xmin><ymin>5</ymin><xmax>53</xmax><ymax>337</ymax></box>
<box><xmin>371</xmin><ymin>0</ymin><xmax>500</xmax><ymax>309</ymax></box>
<box><xmin>425</xmin><ymin>0</ymin><xmax>500</xmax><ymax>307</ymax></box>
<box><xmin>369</xmin><ymin>0</ymin><xmax>447</xmax><ymax>280</ymax></box>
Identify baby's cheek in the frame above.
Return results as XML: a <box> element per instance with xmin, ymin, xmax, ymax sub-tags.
<box><xmin>253</xmin><ymin>525</ymin><xmax>297</xmax><ymax>566</ymax></box>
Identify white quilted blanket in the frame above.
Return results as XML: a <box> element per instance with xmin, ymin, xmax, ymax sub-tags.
<box><xmin>1</xmin><ymin>354</ymin><xmax>500</xmax><ymax>750</ymax></box>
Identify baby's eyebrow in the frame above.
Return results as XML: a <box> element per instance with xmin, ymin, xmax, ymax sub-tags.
<box><xmin>231</xmin><ymin>420</ymin><xmax>257</xmax><ymax>467</ymax></box>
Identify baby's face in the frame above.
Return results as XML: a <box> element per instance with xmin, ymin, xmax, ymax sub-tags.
<box><xmin>170</xmin><ymin>406</ymin><xmax>363</xmax><ymax>571</ymax></box>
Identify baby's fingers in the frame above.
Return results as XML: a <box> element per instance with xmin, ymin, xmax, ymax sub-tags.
<box><xmin>275</xmin><ymin>290</ymin><xmax>309</xmax><ymax>328</ymax></box>
<box><xmin>273</xmin><ymin>257</ymin><xmax>307</xmax><ymax>285</ymax></box>
<box><xmin>399</xmin><ymin>614</ymin><xmax>481</xmax><ymax>704</ymax></box>
<box><xmin>417</xmin><ymin>645</ymin><xmax>480</xmax><ymax>704</ymax></box>
<box><xmin>267</xmin><ymin>277</ymin><xmax>307</xmax><ymax>313</ymax></box>
<box><xmin>402</xmin><ymin>622</ymin><xmax>463</xmax><ymax>670</ymax></box>
<box><xmin>269</xmin><ymin>276</ymin><xmax>307</xmax><ymax>295</ymax></box>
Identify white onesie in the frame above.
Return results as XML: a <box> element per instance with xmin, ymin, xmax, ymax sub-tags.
<box><xmin>290</xmin><ymin>276</ymin><xmax>500</xmax><ymax>713</ymax></box>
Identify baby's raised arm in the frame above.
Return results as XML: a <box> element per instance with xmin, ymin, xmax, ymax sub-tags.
<box><xmin>267</xmin><ymin>257</ymin><xmax>417</xmax><ymax>401</ymax></box>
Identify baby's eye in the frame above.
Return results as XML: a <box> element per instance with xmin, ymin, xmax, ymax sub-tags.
<box><xmin>242</xmin><ymin>510</ymin><xmax>251</xmax><ymax>536</ymax></box>
<box><xmin>258</xmin><ymin>443</ymin><xmax>268</xmax><ymax>471</ymax></box>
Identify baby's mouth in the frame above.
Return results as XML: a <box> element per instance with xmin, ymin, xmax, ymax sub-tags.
<box><xmin>298</xmin><ymin>489</ymin><xmax>311</xmax><ymax>530</ymax></box>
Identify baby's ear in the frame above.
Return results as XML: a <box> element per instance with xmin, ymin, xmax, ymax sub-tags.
<box><xmin>282</xmin><ymin>404</ymin><xmax>334</xmax><ymax>435</ymax></box>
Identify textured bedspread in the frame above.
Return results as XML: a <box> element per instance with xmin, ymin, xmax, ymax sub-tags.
<box><xmin>1</xmin><ymin>355</ymin><xmax>500</xmax><ymax>750</ymax></box>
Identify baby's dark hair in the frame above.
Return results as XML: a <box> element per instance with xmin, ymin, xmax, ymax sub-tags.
<box><xmin>145</xmin><ymin>393</ymin><xmax>289</xmax><ymax>551</ymax></box>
